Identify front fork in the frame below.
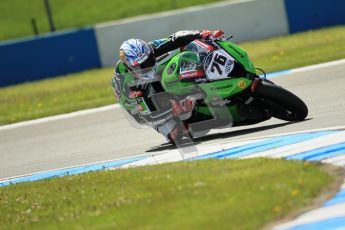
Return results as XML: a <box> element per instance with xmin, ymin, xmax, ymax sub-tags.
<box><xmin>237</xmin><ymin>76</ymin><xmax>272</xmax><ymax>121</ymax></box>
<box><xmin>248</xmin><ymin>74</ymin><xmax>274</xmax><ymax>93</ymax></box>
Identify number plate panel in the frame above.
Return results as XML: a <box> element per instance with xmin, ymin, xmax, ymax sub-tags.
<box><xmin>204</xmin><ymin>49</ymin><xmax>235</xmax><ymax>81</ymax></box>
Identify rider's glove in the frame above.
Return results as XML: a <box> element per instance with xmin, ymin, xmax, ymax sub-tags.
<box><xmin>201</xmin><ymin>30</ymin><xmax>225</xmax><ymax>41</ymax></box>
<box><xmin>171</xmin><ymin>99</ymin><xmax>184</xmax><ymax>117</ymax></box>
<box><xmin>181</xmin><ymin>96</ymin><xmax>195</xmax><ymax>113</ymax></box>
<box><xmin>129</xmin><ymin>90</ymin><xmax>143</xmax><ymax>99</ymax></box>
<box><xmin>171</xmin><ymin>97</ymin><xmax>196</xmax><ymax>117</ymax></box>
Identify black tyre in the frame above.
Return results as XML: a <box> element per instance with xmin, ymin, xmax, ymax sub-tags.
<box><xmin>254</xmin><ymin>81</ymin><xmax>308</xmax><ymax>121</ymax></box>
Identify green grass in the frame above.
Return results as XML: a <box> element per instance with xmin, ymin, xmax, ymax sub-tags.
<box><xmin>0</xmin><ymin>158</ymin><xmax>333</xmax><ymax>229</ymax></box>
<box><xmin>0</xmin><ymin>0</ymin><xmax>225</xmax><ymax>41</ymax></box>
<box><xmin>1</xmin><ymin>26</ymin><xmax>345</xmax><ymax>125</ymax></box>
<box><xmin>0</xmin><ymin>68</ymin><xmax>114</xmax><ymax>125</ymax></box>
<box><xmin>241</xmin><ymin>26</ymin><xmax>345</xmax><ymax>71</ymax></box>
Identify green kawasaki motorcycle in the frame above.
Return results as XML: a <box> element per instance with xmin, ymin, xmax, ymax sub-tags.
<box><xmin>119</xmin><ymin>38</ymin><xmax>308</xmax><ymax>142</ymax></box>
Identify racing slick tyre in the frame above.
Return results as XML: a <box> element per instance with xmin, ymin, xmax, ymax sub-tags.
<box><xmin>254</xmin><ymin>81</ymin><xmax>308</xmax><ymax>121</ymax></box>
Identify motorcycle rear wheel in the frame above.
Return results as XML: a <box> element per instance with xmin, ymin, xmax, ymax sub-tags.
<box><xmin>254</xmin><ymin>81</ymin><xmax>308</xmax><ymax>121</ymax></box>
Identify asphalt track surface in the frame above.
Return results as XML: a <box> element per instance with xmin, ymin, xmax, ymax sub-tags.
<box><xmin>1</xmin><ymin>62</ymin><xmax>345</xmax><ymax>180</ymax></box>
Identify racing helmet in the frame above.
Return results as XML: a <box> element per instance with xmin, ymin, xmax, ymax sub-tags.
<box><xmin>119</xmin><ymin>39</ymin><xmax>156</xmax><ymax>70</ymax></box>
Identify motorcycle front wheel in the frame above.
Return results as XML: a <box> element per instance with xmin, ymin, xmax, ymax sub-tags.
<box><xmin>254</xmin><ymin>81</ymin><xmax>308</xmax><ymax>121</ymax></box>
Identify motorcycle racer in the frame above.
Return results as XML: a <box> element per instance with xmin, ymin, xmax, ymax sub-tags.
<box><xmin>112</xmin><ymin>30</ymin><xmax>225</xmax><ymax>142</ymax></box>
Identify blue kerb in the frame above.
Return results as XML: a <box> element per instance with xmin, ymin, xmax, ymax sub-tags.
<box><xmin>323</xmin><ymin>188</ymin><xmax>345</xmax><ymax>207</ymax></box>
<box><xmin>286</xmin><ymin>216</ymin><xmax>345</xmax><ymax>230</ymax></box>
<box><xmin>286</xmin><ymin>141</ymin><xmax>345</xmax><ymax>161</ymax></box>
<box><xmin>0</xmin><ymin>155</ymin><xmax>147</xmax><ymax>187</ymax></box>
<box><xmin>193</xmin><ymin>131</ymin><xmax>335</xmax><ymax>160</ymax></box>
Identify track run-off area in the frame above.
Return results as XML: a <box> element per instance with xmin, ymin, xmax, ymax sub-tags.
<box><xmin>1</xmin><ymin>59</ymin><xmax>345</xmax><ymax>229</ymax></box>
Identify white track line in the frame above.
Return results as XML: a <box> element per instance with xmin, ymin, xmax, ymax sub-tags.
<box><xmin>0</xmin><ymin>104</ymin><xmax>120</xmax><ymax>131</ymax></box>
<box><xmin>0</xmin><ymin>148</ymin><xmax>152</xmax><ymax>182</ymax></box>
<box><xmin>290</xmin><ymin>58</ymin><xmax>345</xmax><ymax>73</ymax></box>
<box><xmin>0</xmin><ymin>59</ymin><xmax>344</xmax><ymax>131</ymax></box>
<box><xmin>322</xmin><ymin>154</ymin><xmax>345</xmax><ymax>167</ymax></box>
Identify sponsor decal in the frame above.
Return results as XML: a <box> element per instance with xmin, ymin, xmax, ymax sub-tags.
<box><xmin>194</xmin><ymin>40</ymin><xmax>216</xmax><ymax>51</ymax></box>
<box><xmin>210</xmin><ymin>84</ymin><xmax>233</xmax><ymax>91</ymax></box>
<box><xmin>136</xmin><ymin>104</ymin><xmax>144</xmax><ymax>112</ymax></box>
<box><xmin>210</xmin><ymin>96</ymin><xmax>232</xmax><ymax>107</ymax></box>
<box><xmin>216</xmin><ymin>84</ymin><xmax>232</xmax><ymax>90</ymax></box>
<box><xmin>181</xmin><ymin>72</ymin><xmax>198</xmax><ymax>77</ymax></box>
<box><xmin>225</xmin><ymin>59</ymin><xmax>234</xmax><ymax>75</ymax></box>
<box><xmin>180</xmin><ymin>61</ymin><xmax>197</xmax><ymax>74</ymax></box>
<box><xmin>129</xmin><ymin>97</ymin><xmax>143</xmax><ymax>105</ymax></box>
<box><xmin>237</xmin><ymin>80</ymin><xmax>247</xmax><ymax>89</ymax></box>
<box><xmin>167</xmin><ymin>63</ymin><xmax>176</xmax><ymax>75</ymax></box>
<box><xmin>179</xmin><ymin>70</ymin><xmax>204</xmax><ymax>80</ymax></box>
<box><xmin>195</xmin><ymin>78</ymin><xmax>207</xmax><ymax>83</ymax></box>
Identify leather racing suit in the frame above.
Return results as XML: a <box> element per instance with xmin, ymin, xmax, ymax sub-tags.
<box><xmin>111</xmin><ymin>30</ymin><xmax>223</xmax><ymax>141</ymax></box>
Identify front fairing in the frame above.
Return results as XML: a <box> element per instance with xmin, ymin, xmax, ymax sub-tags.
<box><xmin>216</xmin><ymin>41</ymin><xmax>256</xmax><ymax>74</ymax></box>
<box><xmin>161</xmin><ymin>41</ymin><xmax>253</xmax><ymax>100</ymax></box>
